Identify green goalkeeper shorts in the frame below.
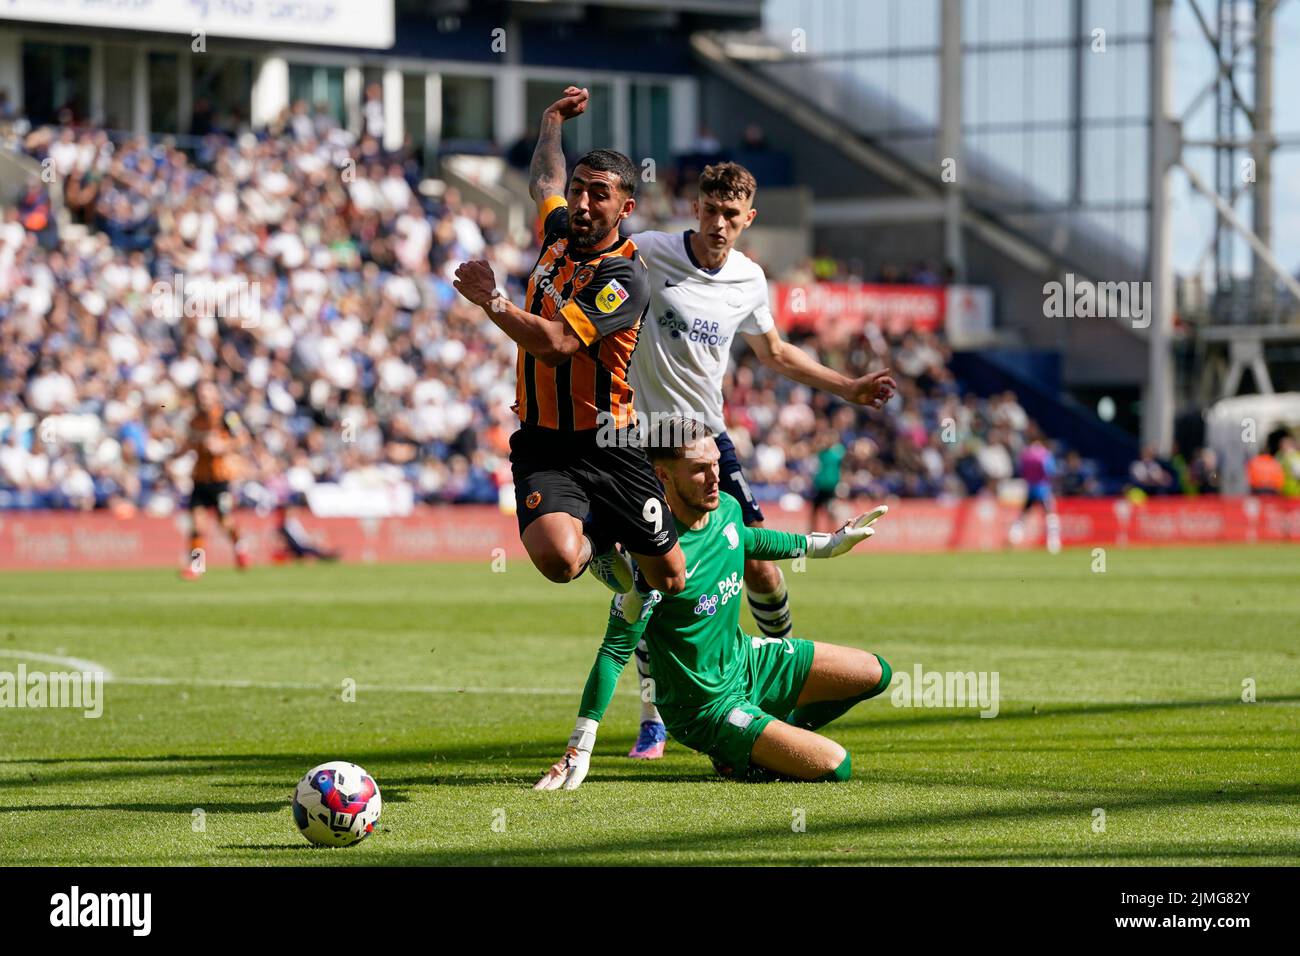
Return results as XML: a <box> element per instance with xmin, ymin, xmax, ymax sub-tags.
<box><xmin>662</xmin><ymin>635</ymin><xmax>816</xmax><ymax>777</ymax></box>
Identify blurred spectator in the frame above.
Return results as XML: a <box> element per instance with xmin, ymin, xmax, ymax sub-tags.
<box><xmin>1187</xmin><ymin>447</ymin><xmax>1219</xmax><ymax>495</ymax></box>
<box><xmin>362</xmin><ymin>83</ymin><xmax>385</xmax><ymax>142</ymax></box>
<box><xmin>1</xmin><ymin>118</ymin><xmax>1125</xmax><ymax>514</ymax></box>
<box><xmin>1275</xmin><ymin>433</ymin><xmax>1300</xmax><ymax>498</ymax></box>
<box><xmin>1246</xmin><ymin>449</ymin><xmax>1283</xmax><ymax>495</ymax></box>
<box><xmin>1130</xmin><ymin>446</ymin><xmax>1175</xmax><ymax>496</ymax></box>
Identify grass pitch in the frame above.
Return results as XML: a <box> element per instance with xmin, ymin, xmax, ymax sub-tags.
<box><xmin>1</xmin><ymin>545</ymin><xmax>1297</xmax><ymax>866</ymax></box>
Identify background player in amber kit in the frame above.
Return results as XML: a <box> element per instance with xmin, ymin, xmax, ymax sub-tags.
<box><xmin>178</xmin><ymin>380</ymin><xmax>250</xmax><ymax>578</ymax></box>
<box><xmin>453</xmin><ymin>86</ymin><xmax>685</xmax><ymax>611</ymax></box>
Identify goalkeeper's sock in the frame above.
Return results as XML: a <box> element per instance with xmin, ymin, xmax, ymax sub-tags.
<box><xmin>741</xmin><ymin>753</ymin><xmax>851</xmax><ymax>783</ymax></box>
<box><xmin>786</xmin><ymin>655</ymin><xmax>893</xmax><ymax>731</ymax></box>
<box><xmin>568</xmin><ymin>716</ymin><xmax>598</xmax><ymax>754</ymax></box>
<box><xmin>813</xmin><ymin>752</ymin><xmax>852</xmax><ymax>783</ymax></box>
<box><xmin>633</xmin><ymin>638</ymin><xmax>662</xmax><ymax>724</ymax></box>
<box><xmin>747</xmin><ymin>570</ymin><xmax>792</xmax><ymax>639</ymax></box>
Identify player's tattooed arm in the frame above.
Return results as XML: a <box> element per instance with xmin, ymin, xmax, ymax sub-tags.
<box><xmin>453</xmin><ymin>259</ymin><xmax>583</xmax><ymax>367</ymax></box>
<box><xmin>529</xmin><ymin>85</ymin><xmax>588</xmax><ymax>207</ymax></box>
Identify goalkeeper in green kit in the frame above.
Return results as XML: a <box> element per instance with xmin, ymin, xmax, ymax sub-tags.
<box><xmin>535</xmin><ymin>416</ymin><xmax>892</xmax><ymax>789</ymax></box>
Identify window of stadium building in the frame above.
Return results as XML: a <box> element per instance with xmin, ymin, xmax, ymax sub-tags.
<box><xmin>148</xmin><ymin>52</ymin><xmax>180</xmax><ymax>134</ymax></box>
<box><xmin>440</xmin><ymin>75</ymin><xmax>493</xmax><ymax>144</ymax></box>
<box><xmin>191</xmin><ymin>56</ymin><xmax>253</xmax><ymax>137</ymax></box>
<box><xmin>525</xmin><ymin>80</ymin><xmax>612</xmax><ymax>156</ymax></box>
<box><xmin>403</xmin><ymin>73</ymin><xmax>428</xmax><ymax>160</ymax></box>
<box><xmin>21</xmin><ymin>42</ymin><xmax>91</xmax><ymax>126</ymax></box>
<box><xmin>628</xmin><ymin>81</ymin><xmax>671</xmax><ymax>168</ymax></box>
<box><xmin>288</xmin><ymin>65</ymin><xmax>347</xmax><ymax>132</ymax></box>
<box><xmin>102</xmin><ymin>45</ymin><xmax>136</xmax><ymax>133</ymax></box>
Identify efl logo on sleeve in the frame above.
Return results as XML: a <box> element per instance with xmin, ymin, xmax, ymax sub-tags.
<box><xmin>595</xmin><ymin>279</ymin><xmax>629</xmax><ymax>314</ymax></box>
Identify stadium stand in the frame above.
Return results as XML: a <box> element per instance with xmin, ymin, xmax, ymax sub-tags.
<box><xmin>1</xmin><ymin>111</ymin><xmax>1284</xmax><ymax>518</ymax></box>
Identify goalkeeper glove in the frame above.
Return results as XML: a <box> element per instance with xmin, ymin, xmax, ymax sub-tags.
<box><xmin>534</xmin><ymin>719</ymin><xmax>598</xmax><ymax>791</ymax></box>
<box><xmin>805</xmin><ymin>505</ymin><xmax>889</xmax><ymax>558</ymax></box>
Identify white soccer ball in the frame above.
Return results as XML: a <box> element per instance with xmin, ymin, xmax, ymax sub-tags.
<box><xmin>291</xmin><ymin>761</ymin><xmax>382</xmax><ymax>847</ymax></box>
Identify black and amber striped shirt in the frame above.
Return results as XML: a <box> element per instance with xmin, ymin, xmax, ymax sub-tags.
<box><xmin>514</xmin><ymin>195</ymin><xmax>650</xmax><ymax>431</ymax></box>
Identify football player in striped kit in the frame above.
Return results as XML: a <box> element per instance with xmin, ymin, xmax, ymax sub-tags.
<box><xmin>537</xmin><ymin>147</ymin><xmax>896</xmax><ymax>787</ymax></box>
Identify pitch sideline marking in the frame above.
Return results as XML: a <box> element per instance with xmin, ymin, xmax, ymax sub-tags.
<box><xmin>93</xmin><ymin>676</ymin><xmax>1300</xmax><ymax>705</ymax></box>
<box><xmin>6</xmin><ymin>650</ymin><xmax>1295</xmax><ymax>704</ymax></box>
<box><xmin>110</xmin><ymin>675</ymin><xmax>575</xmax><ymax>695</ymax></box>
<box><xmin>0</xmin><ymin>649</ymin><xmax>116</xmax><ymax>680</ymax></box>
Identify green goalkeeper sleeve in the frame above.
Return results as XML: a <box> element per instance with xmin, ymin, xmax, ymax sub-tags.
<box><xmin>577</xmin><ymin>597</ymin><xmax>649</xmax><ymax>722</ymax></box>
<box><xmin>742</xmin><ymin>525</ymin><xmax>808</xmax><ymax>561</ymax></box>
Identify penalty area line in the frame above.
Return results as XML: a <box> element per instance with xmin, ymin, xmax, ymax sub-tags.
<box><xmin>0</xmin><ymin>649</ymin><xmax>116</xmax><ymax>681</ymax></box>
<box><xmin>107</xmin><ymin>675</ymin><xmax>577</xmax><ymax>696</ymax></box>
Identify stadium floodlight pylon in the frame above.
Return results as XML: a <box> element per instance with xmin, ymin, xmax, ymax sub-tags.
<box><xmin>1151</xmin><ymin>0</ymin><xmax>1298</xmax><ymax>436</ymax></box>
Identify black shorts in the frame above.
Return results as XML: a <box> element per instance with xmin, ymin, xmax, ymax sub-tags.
<box><xmin>714</xmin><ymin>430</ymin><xmax>765</xmax><ymax>526</ymax></box>
<box><xmin>810</xmin><ymin>485</ymin><xmax>836</xmax><ymax>511</ymax></box>
<box><xmin>509</xmin><ymin>423</ymin><xmax>678</xmax><ymax>557</ymax></box>
<box><xmin>189</xmin><ymin>480</ymin><xmax>232</xmax><ymax>515</ymax></box>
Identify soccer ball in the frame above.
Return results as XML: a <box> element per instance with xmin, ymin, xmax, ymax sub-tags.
<box><xmin>291</xmin><ymin>761</ymin><xmax>382</xmax><ymax>847</ymax></box>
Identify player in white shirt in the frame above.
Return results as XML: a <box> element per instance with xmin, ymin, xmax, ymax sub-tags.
<box><xmin>537</xmin><ymin>161</ymin><xmax>897</xmax><ymax>788</ymax></box>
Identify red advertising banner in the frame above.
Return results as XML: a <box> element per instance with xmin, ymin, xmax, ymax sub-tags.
<box><xmin>0</xmin><ymin>498</ymin><xmax>1296</xmax><ymax>570</ymax></box>
<box><xmin>769</xmin><ymin>282</ymin><xmax>946</xmax><ymax>335</ymax></box>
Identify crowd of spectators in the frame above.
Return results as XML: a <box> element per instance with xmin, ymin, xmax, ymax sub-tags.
<box><xmin>2</xmin><ymin>111</ymin><xmax>1118</xmax><ymax>514</ymax></box>
<box><xmin>1126</xmin><ymin>433</ymin><xmax>1300</xmax><ymax>499</ymax></box>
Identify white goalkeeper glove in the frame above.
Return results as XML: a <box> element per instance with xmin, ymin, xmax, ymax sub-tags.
<box><xmin>534</xmin><ymin>719</ymin><xmax>597</xmax><ymax>791</ymax></box>
<box><xmin>805</xmin><ymin>505</ymin><xmax>889</xmax><ymax>558</ymax></box>
<box><xmin>533</xmin><ymin>748</ymin><xmax>590</xmax><ymax>791</ymax></box>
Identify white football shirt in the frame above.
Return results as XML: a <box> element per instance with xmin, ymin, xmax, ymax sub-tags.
<box><xmin>627</xmin><ymin>230</ymin><xmax>774</xmax><ymax>433</ymax></box>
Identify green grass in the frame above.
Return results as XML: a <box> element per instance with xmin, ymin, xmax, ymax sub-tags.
<box><xmin>1</xmin><ymin>545</ymin><xmax>1298</xmax><ymax>866</ymax></box>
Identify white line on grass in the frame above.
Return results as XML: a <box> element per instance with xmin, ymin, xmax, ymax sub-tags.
<box><xmin>108</xmin><ymin>676</ymin><xmax>575</xmax><ymax>695</ymax></box>
<box><xmin>102</xmin><ymin>678</ymin><xmax>1300</xmax><ymax>706</ymax></box>
<box><xmin>0</xmin><ymin>649</ymin><xmax>115</xmax><ymax>680</ymax></box>
<box><xmin>8</xmin><ymin>650</ymin><xmax>1293</xmax><ymax>705</ymax></box>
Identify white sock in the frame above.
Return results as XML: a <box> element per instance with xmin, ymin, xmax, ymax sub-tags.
<box><xmin>746</xmin><ymin>569</ymin><xmax>793</xmax><ymax>639</ymax></box>
<box><xmin>1009</xmin><ymin>520</ymin><xmax>1025</xmax><ymax>546</ymax></box>
<box><xmin>1046</xmin><ymin>513</ymin><xmax>1061</xmax><ymax>554</ymax></box>
<box><xmin>634</xmin><ymin>638</ymin><xmax>662</xmax><ymax>724</ymax></box>
<box><xmin>569</xmin><ymin>716</ymin><xmax>598</xmax><ymax>753</ymax></box>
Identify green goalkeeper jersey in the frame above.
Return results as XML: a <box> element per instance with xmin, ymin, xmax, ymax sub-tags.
<box><xmin>637</xmin><ymin>492</ymin><xmax>807</xmax><ymax>712</ymax></box>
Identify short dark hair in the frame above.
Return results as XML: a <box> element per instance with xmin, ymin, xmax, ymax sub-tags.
<box><xmin>574</xmin><ymin>148</ymin><xmax>638</xmax><ymax>198</ymax></box>
<box><xmin>644</xmin><ymin>415</ymin><xmax>716</xmax><ymax>462</ymax></box>
<box><xmin>699</xmin><ymin>162</ymin><xmax>757</xmax><ymax>203</ymax></box>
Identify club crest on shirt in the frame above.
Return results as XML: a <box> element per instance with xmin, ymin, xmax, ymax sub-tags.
<box><xmin>595</xmin><ymin>279</ymin><xmax>628</xmax><ymax>314</ymax></box>
<box><xmin>572</xmin><ymin>265</ymin><xmax>598</xmax><ymax>293</ymax></box>
<box><xmin>526</xmin><ymin>491</ymin><xmax>542</xmax><ymax>509</ymax></box>
<box><xmin>723</xmin><ymin>523</ymin><xmax>739</xmax><ymax>550</ymax></box>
